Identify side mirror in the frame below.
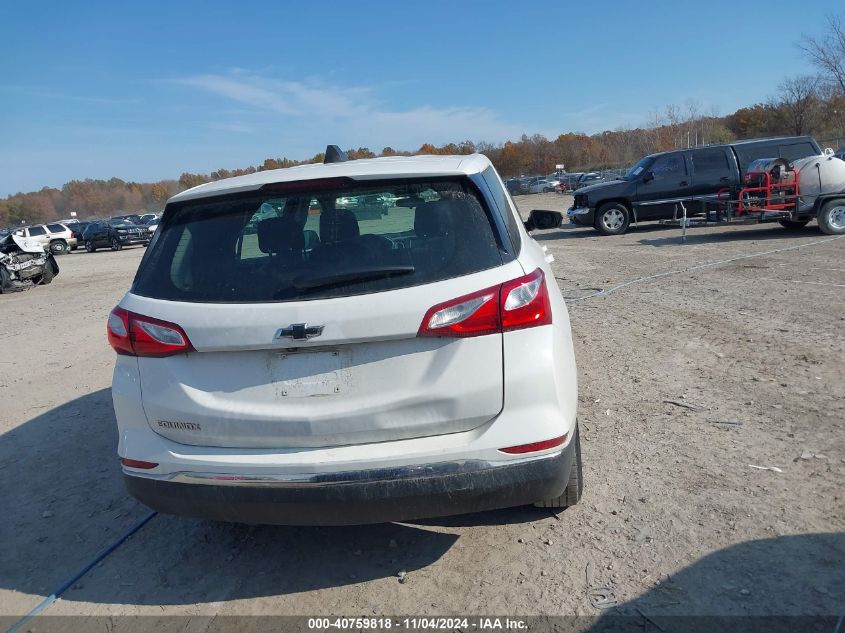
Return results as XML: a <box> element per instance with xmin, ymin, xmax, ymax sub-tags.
<box><xmin>524</xmin><ymin>209</ymin><xmax>563</xmax><ymax>232</ymax></box>
<box><xmin>642</xmin><ymin>170</ymin><xmax>655</xmax><ymax>183</ymax></box>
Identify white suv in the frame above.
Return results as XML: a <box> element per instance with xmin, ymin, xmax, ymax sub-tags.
<box><xmin>109</xmin><ymin>150</ymin><xmax>581</xmax><ymax>525</ymax></box>
<box><xmin>15</xmin><ymin>223</ymin><xmax>77</xmax><ymax>254</ymax></box>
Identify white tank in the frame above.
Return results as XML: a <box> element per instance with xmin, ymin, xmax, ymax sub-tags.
<box><xmin>793</xmin><ymin>152</ymin><xmax>845</xmax><ymax>212</ymax></box>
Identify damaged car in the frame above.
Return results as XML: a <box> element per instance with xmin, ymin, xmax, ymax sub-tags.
<box><xmin>111</xmin><ymin>147</ymin><xmax>582</xmax><ymax>526</ymax></box>
<box><xmin>0</xmin><ymin>232</ymin><xmax>60</xmax><ymax>293</ymax></box>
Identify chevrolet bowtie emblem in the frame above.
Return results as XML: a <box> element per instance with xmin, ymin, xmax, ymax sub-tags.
<box><xmin>274</xmin><ymin>323</ymin><xmax>324</xmax><ymax>341</ymax></box>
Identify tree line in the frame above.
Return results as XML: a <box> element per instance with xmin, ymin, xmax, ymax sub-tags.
<box><xmin>3</xmin><ymin>15</ymin><xmax>843</xmax><ymax>228</ymax></box>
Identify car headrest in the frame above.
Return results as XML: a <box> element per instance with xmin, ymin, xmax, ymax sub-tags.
<box><xmin>319</xmin><ymin>209</ymin><xmax>360</xmax><ymax>243</ymax></box>
<box><xmin>257</xmin><ymin>216</ymin><xmax>305</xmax><ymax>254</ymax></box>
<box><xmin>414</xmin><ymin>200</ymin><xmax>455</xmax><ymax>238</ymax></box>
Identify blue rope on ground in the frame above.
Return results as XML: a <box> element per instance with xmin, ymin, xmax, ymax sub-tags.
<box><xmin>6</xmin><ymin>510</ymin><xmax>157</xmax><ymax>633</ymax></box>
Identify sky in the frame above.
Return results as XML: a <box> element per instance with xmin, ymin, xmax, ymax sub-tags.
<box><xmin>0</xmin><ymin>0</ymin><xmax>842</xmax><ymax>196</ymax></box>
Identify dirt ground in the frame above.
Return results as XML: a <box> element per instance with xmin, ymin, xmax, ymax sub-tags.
<box><xmin>1</xmin><ymin>194</ymin><xmax>843</xmax><ymax>629</ymax></box>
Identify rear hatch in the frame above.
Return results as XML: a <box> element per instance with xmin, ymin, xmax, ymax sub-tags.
<box><xmin>126</xmin><ymin>176</ymin><xmax>517</xmax><ymax>448</ymax></box>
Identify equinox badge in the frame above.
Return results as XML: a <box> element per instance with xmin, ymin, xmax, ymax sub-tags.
<box><xmin>274</xmin><ymin>323</ymin><xmax>324</xmax><ymax>341</ymax></box>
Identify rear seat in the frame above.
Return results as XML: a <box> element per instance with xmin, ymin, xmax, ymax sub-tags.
<box><xmin>411</xmin><ymin>200</ymin><xmax>457</xmax><ymax>274</ymax></box>
<box><xmin>256</xmin><ymin>216</ymin><xmax>305</xmax><ymax>265</ymax></box>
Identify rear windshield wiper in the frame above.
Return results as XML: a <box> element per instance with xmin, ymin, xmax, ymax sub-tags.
<box><xmin>293</xmin><ymin>265</ymin><xmax>416</xmax><ymax>291</ymax></box>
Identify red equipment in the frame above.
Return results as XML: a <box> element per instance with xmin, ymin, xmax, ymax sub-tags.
<box><xmin>736</xmin><ymin>158</ymin><xmax>799</xmax><ymax>214</ymax></box>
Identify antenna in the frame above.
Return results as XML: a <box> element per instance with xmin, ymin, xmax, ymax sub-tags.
<box><xmin>324</xmin><ymin>145</ymin><xmax>348</xmax><ymax>164</ymax></box>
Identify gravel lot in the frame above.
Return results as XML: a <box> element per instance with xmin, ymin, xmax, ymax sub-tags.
<box><xmin>1</xmin><ymin>194</ymin><xmax>843</xmax><ymax>628</ymax></box>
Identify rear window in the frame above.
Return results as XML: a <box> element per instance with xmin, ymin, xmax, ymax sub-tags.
<box><xmin>133</xmin><ymin>177</ymin><xmax>504</xmax><ymax>303</ymax></box>
<box><xmin>778</xmin><ymin>142</ymin><xmax>817</xmax><ymax>162</ymax></box>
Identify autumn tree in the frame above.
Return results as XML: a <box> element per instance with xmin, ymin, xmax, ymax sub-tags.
<box><xmin>178</xmin><ymin>173</ymin><xmax>209</xmax><ymax>189</ymax></box>
<box><xmin>346</xmin><ymin>147</ymin><xmax>376</xmax><ymax>160</ymax></box>
<box><xmin>726</xmin><ymin>104</ymin><xmax>776</xmax><ymax>138</ymax></box>
<box><xmin>771</xmin><ymin>75</ymin><xmax>821</xmax><ymax>135</ymax></box>
<box><xmin>150</xmin><ymin>182</ymin><xmax>172</xmax><ymax>206</ymax></box>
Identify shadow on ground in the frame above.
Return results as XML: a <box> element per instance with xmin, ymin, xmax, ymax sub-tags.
<box><xmin>405</xmin><ymin>503</ymin><xmax>561</xmax><ymax>527</ymax></box>
<box><xmin>0</xmin><ymin>389</ymin><xmax>485</xmax><ymax>606</ymax></box>
<box><xmin>585</xmin><ymin>532</ymin><xmax>845</xmax><ymax>632</ymax></box>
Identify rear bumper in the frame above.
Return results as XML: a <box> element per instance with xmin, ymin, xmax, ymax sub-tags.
<box><xmin>123</xmin><ymin>445</ymin><xmax>573</xmax><ymax>525</ymax></box>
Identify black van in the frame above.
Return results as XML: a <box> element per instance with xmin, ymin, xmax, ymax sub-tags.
<box><xmin>567</xmin><ymin>136</ymin><xmax>821</xmax><ymax>235</ymax></box>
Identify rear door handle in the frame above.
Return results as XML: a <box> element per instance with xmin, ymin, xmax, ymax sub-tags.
<box><xmin>680</xmin><ymin>181</ymin><xmax>689</xmax><ymax>187</ymax></box>
<box><xmin>720</xmin><ymin>176</ymin><xmax>730</xmax><ymax>182</ymax></box>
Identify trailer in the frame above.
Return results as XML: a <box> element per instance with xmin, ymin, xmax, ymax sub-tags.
<box><xmin>660</xmin><ymin>149</ymin><xmax>845</xmax><ymax>237</ymax></box>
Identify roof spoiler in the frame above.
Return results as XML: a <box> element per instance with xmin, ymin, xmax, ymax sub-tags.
<box><xmin>324</xmin><ymin>145</ymin><xmax>348</xmax><ymax>164</ymax></box>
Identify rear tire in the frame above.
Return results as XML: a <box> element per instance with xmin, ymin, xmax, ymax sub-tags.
<box><xmin>38</xmin><ymin>260</ymin><xmax>55</xmax><ymax>285</ymax></box>
<box><xmin>778</xmin><ymin>218</ymin><xmax>810</xmax><ymax>230</ymax></box>
<box><xmin>49</xmin><ymin>240</ymin><xmax>67</xmax><ymax>255</ymax></box>
<box><xmin>534</xmin><ymin>424</ymin><xmax>583</xmax><ymax>509</ymax></box>
<box><xmin>594</xmin><ymin>202</ymin><xmax>630</xmax><ymax>235</ymax></box>
<box><xmin>818</xmin><ymin>199</ymin><xmax>845</xmax><ymax>235</ymax></box>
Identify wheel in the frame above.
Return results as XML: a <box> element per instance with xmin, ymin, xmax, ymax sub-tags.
<box><xmin>778</xmin><ymin>218</ymin><xmax>810</xmax><ymax>230</ymax></box>
<box><xmin>111</xmin><ymin>237</ymin><xmax>123</xmax><ymax>251</ymax></box>
<box><xmin>594</xmin><ymin>202</ymin><xmax>630</xmax><ymax>235</ymax></box>
<box><xmin>543</xmin><ymin>187</ymin><xmax>552</xmax><ymax>193</ymax></box>
<box><xmin>818</xmin><ymin>199</ymin><xmax>845</xmax><ymax>235</ymax></box>
<box><xmin>49</xmin><ymin>240</ymin><xmax>67</xmax><ymax>255</ymax></box>
<box><xmin>0</xmin><ymin>266</ymin><xmax>10</xmax><ymax>293</ymax></box>
<box><xmin>38</xmin><ymin>259</ymin><xmax>55</xmax><ymax>285</ymax></box>
<box><xmin>534</xmin><ymin>423</ymin><xmax>583</xmax><ymax>509</ymax></box>
<box><xmin>85</xmin><ymin>240</ymin><xmax>96</xmax><ymax>253</ymax></box>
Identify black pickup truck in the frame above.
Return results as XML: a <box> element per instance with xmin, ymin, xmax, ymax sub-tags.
<box><xmin>567</xmin><ymin>136</ymin><xmax>822</xmax><ymax>235</ymax></box>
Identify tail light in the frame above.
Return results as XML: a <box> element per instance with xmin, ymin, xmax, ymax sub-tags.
<box><xmin>108</xmin><ymin>306</ymin><xmax>193</xmax><ymax>357</ymax></box>
<box><xmin>418</xmin><ymin>268</ymin><xmax>552</xmax><ymax>338</ymax></box>
<box><xmin>501</xmin><ymin>267</ymin><xmax>552</xmax><ymax>331</ymax></box>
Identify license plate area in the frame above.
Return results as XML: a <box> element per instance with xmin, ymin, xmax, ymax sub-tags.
<box><xmin>269</xmin><ymin>350</ymin><xmax>347</xmax><ymax>398</ymax></box>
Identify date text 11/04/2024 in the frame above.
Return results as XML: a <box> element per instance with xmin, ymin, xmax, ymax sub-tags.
<box><xmin>307</xmin><ymin>617</ymin><xmax>528</xmax><ymax>630</ymax></box>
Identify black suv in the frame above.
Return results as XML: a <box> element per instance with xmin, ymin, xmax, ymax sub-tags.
<box><xmin>81</xmin><ymin>219</ymin><xmax>151</xmax><ymax>252</ymax></box>
<box><xmin>568</xmin><ymin>136</ymin><xmax>821</xmax><ymax>235</ymax></box>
